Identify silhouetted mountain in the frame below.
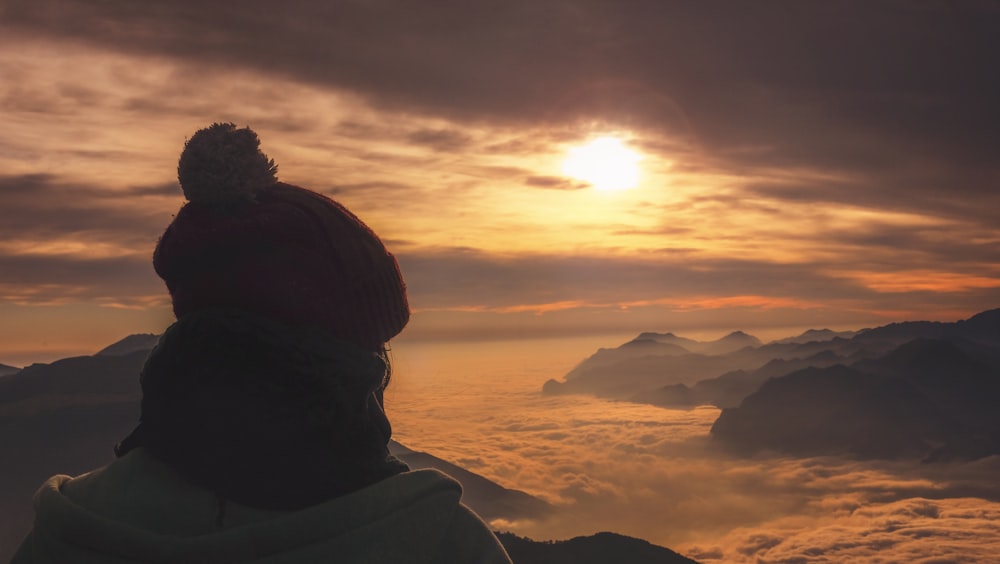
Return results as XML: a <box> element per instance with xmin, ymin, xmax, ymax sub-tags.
<box><xmin>96</xmin><ymin>333</ymin><xmax>161</xmax><ymax>356</ymax></box>
<box><xmin>567</xmin><ymin>340</ymin><xmax>692</xmax><ymax>375</ymax></box>
<box><xmin>853</xmin><ymin>308</ymin><xmax>1000</xmax><ymax>346</ymax></box>
<box><xmin>771</xmin><ymin>328</ymin><xmax>859</xmax><ymax>344</ymax></box>
<box><xmin>706</xmin><ymin>331</ymin><xmax>762</xmax><ymax>354</ymax></box>
<box><xmin>1</xmin><ymin>390</ymin><xmax>141</xmax><ymax>559</ymax></box>
<box><xmin>620</xmin><ymin>338</ymin><xmax>691</xmax><ymax>354</ymax></box>
<box><xmin>712</xmin><ymin>365</ymin><xmax>961</xmax><ymax>458</ymax></box>
<box><xmin>712</xmin><ymin>338</ymin><xmax>1000</xmax><ymax>461</ymax></box>
<box><xmin>753</xmin><ymin>336</ymin><xmax>888</xmax><ymax>363</ymax></box>
<box><xmin>960</xmin><ymin>308</ymin><xmax>1000</xmax><ymax>339</ymax></box>
<box><xmin>0</xmin><ymin>351</ymin><xmax>147</xmax><ymax>408</ymax></box>
<box><xmin>0</xmin><ymin>363</ymin><xmax>20</xmax><ymax>377</ymax></box>
<box><xmin>389</xmin><ymin>442</ymin><xmax>551</xmax><ymax>521</ymax></box>
<box><xmin>544</xmin><ymin>331</ymin><xmax>859</xmax><ymax>401</ymax></box>
<box><xmin>635</xmin><ymin>332</ymin><xmax>702</xmax><ymax>351</ymax></box>
<box><xmin>546</xmin><ymin>309</ymin><xmax>999</xmax><ymax>416</ymax></box>
<box><xmin>543</xmin><ymin>350</ymin><xmax>762</xmax><ymax>399</ymax></box>
<box><xmin>634</xmin><ymin>350</ymin><xmax>847</xmax><ymax>409</ymax></box>
<box><xmin>852</xmin><ymin>339</ymin><xmax>1000</xmax><ymax>432</ymax></box>
<box><xmin>495</xmin><ymin>531</ymin><xmax>701</xmax><ymax>564</ymax></box>
<box><xmin>634</xmin><ymin>331</ymin><xmax>761</xmax><ymax>354</ymax></box>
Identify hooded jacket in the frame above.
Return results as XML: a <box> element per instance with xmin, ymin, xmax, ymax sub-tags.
<box><xmin>12</xmin><ymin>448</ymin><xmax>511</xmax><ymax>564</ymax></box>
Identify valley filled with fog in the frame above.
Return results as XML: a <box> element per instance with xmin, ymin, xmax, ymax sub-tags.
<box><xmin>389</xmin><ymin>324</ymin><xmax>1000</xmax><ymax>562</ymax></box>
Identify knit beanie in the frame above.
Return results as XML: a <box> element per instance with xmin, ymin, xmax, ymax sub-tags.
<box><xmin>154</xmin><ymin>123</ymin><xmax>409</xmax><ymax>350</ymax></box>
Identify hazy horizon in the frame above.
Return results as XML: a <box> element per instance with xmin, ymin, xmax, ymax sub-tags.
<box><xmin>2</xmin><ymin>309</ymin><xmax>985</xmax><ymax>368</ymax></box>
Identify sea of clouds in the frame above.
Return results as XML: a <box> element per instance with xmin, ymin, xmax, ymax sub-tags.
<box><xmin>388</xmin><ymin>337</ymin><xmax>1000</xmax><ymax>562</ymax></box>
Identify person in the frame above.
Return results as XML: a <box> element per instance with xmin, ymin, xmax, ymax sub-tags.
<box><xmin>13</xmin><ymin>123</ymin><xmax>512</xmax><ymax>563</ymax></box>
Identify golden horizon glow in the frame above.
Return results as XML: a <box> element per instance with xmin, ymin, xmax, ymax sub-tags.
<box><xmin>562</xmin><ymin>136</ymin><xmax>642</xmax><ymax>191</ymax></box>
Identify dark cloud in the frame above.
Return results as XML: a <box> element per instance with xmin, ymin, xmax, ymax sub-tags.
<box><xmin>833</xmin><ymin>223</ymin><xmax>1000</xmax><ymax>270</ymax></box>
<box><xmin>743</xmin><ymin>164</ymin><xmax>1000</xmax><ymax>228</ymax></box>
<box><xmin>524</xmin><ymin>176</ymin><xmax>587</xmax><ymax>190</ymax></box>
<box><xmin>3</xmin><ymin>0</ymin><xmax>997</xmax><ymax>235</ymax></box>
<box><xmin>336</xmin><ymin>121</ymin><xmax>476</xmax><ymax>151</ymax></box>
<box><xmin>0</xmin><ymin>174</ymin><xmax>175</xmax><ymax>241</ymax></box>
<box><xmin>126</xmin><ymin>182</ymin><xmax>183</xmax><ymax>198</ymax></box>
<box><xmin>6</xmin><ymin>1</ymin><xmax>997</xmax><ymax>178</ymax></box>
<box><xmin>0</xmin><ymin>254</ymin><xmax>163</xmax><ymax>304</ymax></box>
<box><xmin>396</xmin><ymin>247</ymin><xmax>880</xmax><ymax>308</ymax></box>
<box><xmin>0</xmin><ymin>174</ymin><xmax>175</xmax><ymax>304</ymax></box>
<box><xmin>389</xmin><ymin>246</ymin><xmax>1000</xmax><ymax>342</ymax></box>
<box><xmin>328</xmin><ymin>180</ymin><xmax>421</xmax><ymax>195</ymax></box>
<box><xmin>406</xmin><ymin>128</ymin><xmax>474</xmax><ymax>152</ymax></box>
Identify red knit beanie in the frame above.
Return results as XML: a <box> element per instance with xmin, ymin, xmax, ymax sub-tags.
<box><xmin>154</xmin><ymin>123</ymin><xmax>409</xmax><ymax>351</ymax></box>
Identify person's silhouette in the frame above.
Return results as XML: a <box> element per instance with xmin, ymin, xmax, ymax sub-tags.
<box><xmin>13</xmin><ymin>123</ymin><xmax>511</xmax><ymax>563</ymax></box>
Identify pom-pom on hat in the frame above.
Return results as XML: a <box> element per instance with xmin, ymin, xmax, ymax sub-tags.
<box><xmin>154</xmin><ymin>123</ymin><xmax>409</xmax><ymax>351</ymax></box>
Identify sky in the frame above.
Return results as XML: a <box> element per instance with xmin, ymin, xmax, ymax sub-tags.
<box><xmin>2</xmin><ymin>0</ymin><xmax>1000</xmax><ymax>364</ymax></box>
<box><xmin>4</xmin><ymin>4</ymin><xmax>1000</xmax><ymax>560</ymax></box>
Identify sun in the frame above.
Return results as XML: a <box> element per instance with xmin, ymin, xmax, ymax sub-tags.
<box><xmin>562</xmin><ymin>136</ymin><xmax>642</xmax><ymax>191</ymax></box>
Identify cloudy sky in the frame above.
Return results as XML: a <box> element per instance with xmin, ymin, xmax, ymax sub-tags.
<box><xmin>2</xmin><ymin>0</ymin><xmax>999</xmax><ymax>364</ymax></box>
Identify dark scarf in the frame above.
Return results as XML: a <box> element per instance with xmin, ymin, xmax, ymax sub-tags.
<box><xmin>116</xmin><ymin>308</ymin><xmax>408</xmax><ymax>511</ymax></box>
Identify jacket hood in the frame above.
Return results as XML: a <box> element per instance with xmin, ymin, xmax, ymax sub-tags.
<box><xmin>17</xmin><ymin>449</ymin><xmax>505</xmax><ymax>563</ymax></box>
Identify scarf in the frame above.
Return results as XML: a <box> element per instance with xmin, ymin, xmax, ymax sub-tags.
<box><xmin>116</xmin><ymin>308</ymin><xmax>409</xmax><ymax>511</ymax></box>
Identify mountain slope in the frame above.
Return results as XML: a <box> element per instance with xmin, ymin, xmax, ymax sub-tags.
<box><xmin>853</xmin><ymin>308</ymin><xmax>1000</xmax><ymax>346</ymax></box>
<box><xmin>96</xmin><ymin>333</ymin><xmax>161</xmax><ymax>356</ymax></box>
<box><xmin>711</xmin><ymin>338</ymin><xmax>1000</xmax><ymax>460</ymax></box>
<box><xmin>634</xmin><ymin>331</ymin><xmax>762</xmax><ymax>354</ymax></box>
<box><xmin>634</xmin><ymin>350</ymin><xmax>846</xmax><ymax>409</ymax></box>
<box><xmin>496</xmin><ymin>531</ymin><xmax>701</xmax><ymax>564</ymax></box>
<box><xmin>389</xmin><ymin>442</ymin><xmax>551</xmax><ymax>521</ymax></box>
<box><xmin>0</xmin><ymin>351</ymin><xmax>147</xmax><ymax>410</ymax></box>
<box><xmin>549</xmin><ymin>309</ymin><xmax>1000</xmax><ymax>462</ymax></box>
<box><xmin>771</xmin><ymin>328</ymin><xmax>859</xmax><ymax>344</ymax></box>
<box><xmin>547</xmin><ymin>308</ymin><xmax>999</xmax><ymax>410</ymax></box>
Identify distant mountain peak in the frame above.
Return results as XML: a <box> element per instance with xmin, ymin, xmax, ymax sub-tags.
<box><xmin>710</xmin><ymin>331</ymin><xmax>762</xmax><ymax>352</ymax></box>
<box><xmin>96</xmin><ymin>334</ymin><xmax>161</xmax><ymax>357</ymax></box>
<box><xmin>967</xmin><ymin>307</ymin><xmax>1000</xmax><ymax>320</ymax></box>
<box><xmin>621</xmin><ymin>337</ymin><xmax>685</xmax><ymax>350</ymax></box>
<box><xmin>495</xmin><ymin>530</ymin><xmax>701</xmax><ymax>564</ymax></box>
<box><xmin>771</xmin><ymin>328</ymin><xmax>859</xmax><ymax>345</ymax></box>
<box><xmin>635</xmin><ymin>331</ymin><xmax>689</xmax><ymax>342</ymax></box>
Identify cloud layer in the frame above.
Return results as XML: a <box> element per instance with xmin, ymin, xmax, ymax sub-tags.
<box><xmin>388</xmin><ymin>337</ymin><xmax>1000</xmax><ymax>562</ymax></box>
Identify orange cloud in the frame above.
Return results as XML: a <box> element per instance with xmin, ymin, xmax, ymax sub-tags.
<box><xmin>836</xmin><ymin>269</ymin><xmax>1000</xmax><ymax>293</ymax></box>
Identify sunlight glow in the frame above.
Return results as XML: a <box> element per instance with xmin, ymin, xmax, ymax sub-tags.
<box><xmin>562</xmin><ymin>136</ymin><xmax>642</xmax><ymax>191</ymax></box>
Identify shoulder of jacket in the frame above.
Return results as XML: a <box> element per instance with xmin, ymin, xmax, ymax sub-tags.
<box><xmin>430</xmin><ymin>503</ymin><xmax>512</xmax><ymax>564</ymax></box>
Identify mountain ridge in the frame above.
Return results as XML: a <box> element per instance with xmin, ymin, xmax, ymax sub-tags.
<box><xmin>496</xmin><ymin>531</ymin><xmax>701</xmax><ymax>564</ymax></box>
<box><xmin>548</xmin><ymin>308</ymin><xmax>1000</xmax><ymax>461</ymax></box>
<box><xmin>96</xmin><ymin>333</ymin><xmax>161</xmax><ymax>356</ymax></box>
